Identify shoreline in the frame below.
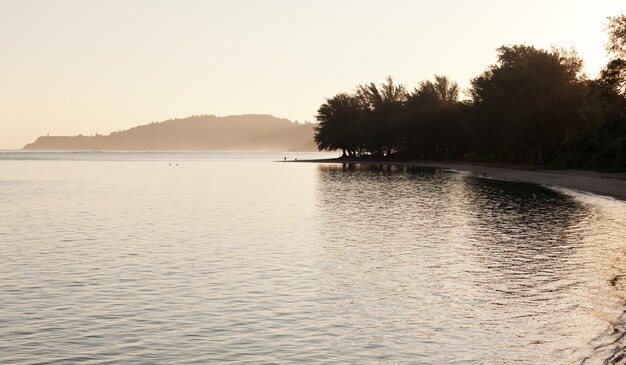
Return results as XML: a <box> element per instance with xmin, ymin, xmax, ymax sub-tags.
<box><xmin>296</xmin><ymin>158</ymin><xmax>626</xmax><ymax>202</ymax></box>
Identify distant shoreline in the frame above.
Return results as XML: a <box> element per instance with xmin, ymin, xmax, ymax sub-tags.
<box><xmin>296</xmin><ymin>157</ymin><xmax>626</xmax><ymax>202</ymax></box>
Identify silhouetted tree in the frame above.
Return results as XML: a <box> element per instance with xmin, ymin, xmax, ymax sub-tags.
<box><xmin>600</xmin><ymin>14</ymin><xmax>626</xmax><ymax>95</ymax></box>
<box><xmin>469</xmin><ymin>45</ymin><xmax>585</xmax><ymax>164</ymax></box>
<box><xmin>313</xmin><ymin>13</ymin><xmax>626</xmax><ymax>171</ymax></box>
<box><xmin>391</xmin><ymin>75</ymin><xmax>466</xmax><ymax>159</ymax></box>
<box><xmin>550</xmin><ymin>15</ymin><xmax>626</xmax><ymax>170</ymax></box>
<box><xmin>356</xmin><ymin>76</ymin><xmax>407</xmax><ymax>156</ymax></box>
<box><xmin>314</xmin><ymin>93</ymin><xmax>364</xmax><ymax>157</ymax></box>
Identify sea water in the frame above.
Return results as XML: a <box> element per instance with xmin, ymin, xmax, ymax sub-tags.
<box><xmin>1</xmin><ymin>152</ymin><xmax>626</xmax><ymax>364</ymax></box>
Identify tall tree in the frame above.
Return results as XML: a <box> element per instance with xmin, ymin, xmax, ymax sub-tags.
<box><xmin>551</xmin><ymin>14</ymin><xmax>626</xmax><ymax>170</ymax></box>
<box><xmin>601</xmin><ymin>14</ymin><xmax>626</xmax><ymax>95</ymax></box>
<box><xmin>392</xmin><ymin>75</ymin><xmax>465</xmax><ymax>158</ymax></box>
<box><xmin>469</xmin><ymin>45</ymin><xmax>585</xmax><ymax>164</ymax></box>
<box><xmin>356</xmin><ymin>76</ymin><xmax>407</xmax><ymax>156</ymax></box>
<box><xmin>314</xmin><ymin>93</ymin><xmax>364</xmax><ymax>157</ymax></box>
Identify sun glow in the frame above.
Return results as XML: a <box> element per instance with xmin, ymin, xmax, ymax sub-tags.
<box><xmin>0</xmin><ymin>0</ymin><xmax>625</xmax><ymax>149</ymax></box>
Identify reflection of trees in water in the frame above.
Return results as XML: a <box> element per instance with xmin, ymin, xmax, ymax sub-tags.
<box><xmin>314</xmin><ymin>163</ymin><xmax>471</xmax><ymax>297</ymax></box>
<box><xmin>316</xmin><ymin>166</ymin><xmax>590</xmax><ymax>296</ymax></box>
<box><xmin>459</xmin><ymin>177</ymin><xmax>588</xmax><ymax>284</ymax></box>
<box><xmin>314</xmin><ymin>165</ymin><xmax>626</xmax><ymax>363</ymax></box>
<box><xmin>319</xmin><ymin>163</ymin><xmax>447</xmax><ymax>175</ymax></box>
<box><xmin>458</xmin><ymin>176</ymin><xmax>626</xmax><ymax>363</ymax></box>
<box><xmin>314</xmin><ymin>164</ymin><xmax>487</xmax><ymax>362</ymax></box>
<box><xmin>316</xmin><ymin>164</ymin><xmax>461</xmax><ymax>236</ymax></box>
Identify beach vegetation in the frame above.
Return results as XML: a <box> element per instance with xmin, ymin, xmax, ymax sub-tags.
<box><xmin>313</xmin><ymin>15</ymin><xmax>626</xmax><ymax>172</ymax></box>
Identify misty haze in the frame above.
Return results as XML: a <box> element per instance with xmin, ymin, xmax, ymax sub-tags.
<box><xmin>2</xmin><ymin>1</ymin><xmax>626</xmax><ymax>365</ymax></box>
<box><xmin>23</xmin><ymin>114</ymin><xmax>317</xmax><ymax>152</ymax></box>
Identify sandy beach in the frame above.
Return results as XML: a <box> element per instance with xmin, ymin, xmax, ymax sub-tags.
<box><xmin>299</xmin><ymin>158</ymin><xmax>626</xmax><ymax>201</ymax></box>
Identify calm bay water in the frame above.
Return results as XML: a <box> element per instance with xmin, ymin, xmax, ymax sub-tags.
<box><xmin>1</xmin><ymin>152</ymin><xmax>626</xmax><ymax>364</ymax></box>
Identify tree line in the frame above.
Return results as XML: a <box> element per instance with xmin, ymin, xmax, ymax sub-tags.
<box><xmin>314</xmin><ymin>14</ymin><xmax>626</xmax><ymax>171</ymax></box>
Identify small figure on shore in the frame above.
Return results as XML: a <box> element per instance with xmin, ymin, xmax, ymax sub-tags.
<box><xmin>295</xmin><ymin>158</ymin><xmax>297</xmax><ymax>161</ymax></box>
<box><xmin>284</xmin><ymin>157</ymin><xmax>286</xmax><ymax>161</ymax></box>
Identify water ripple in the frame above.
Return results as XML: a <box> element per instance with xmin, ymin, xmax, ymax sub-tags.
<box><xmin>0</xmin><ymin>158</ymin><xmax>625</xmax><ymax>364</ymax></box>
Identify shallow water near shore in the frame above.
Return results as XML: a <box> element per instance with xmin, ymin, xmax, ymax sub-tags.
<box><xmin>1</xmin><ymin>152</ymin><xmax>626</xmax><ymax>364</ymax></box>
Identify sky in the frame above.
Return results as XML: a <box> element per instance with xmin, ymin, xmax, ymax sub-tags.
<box><xmin>1</xmin><ymin>0</ymin><xmax>625</xmax><ymax>149</ymax></box>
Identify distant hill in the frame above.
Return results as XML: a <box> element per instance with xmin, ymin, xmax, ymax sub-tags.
<box><xmin>23</xmin><ymin>114</ymin><xmax>317</xmax><ymax>151</ymax></box>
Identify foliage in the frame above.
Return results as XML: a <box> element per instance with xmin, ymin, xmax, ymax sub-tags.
<box><xmin>314</xmin><ymin>93</ymin><xmax>364</xmax><ymax>156</ymax></box>
<box><xmin>469</xmin><ymin>45</ymin><xmax>586</xmax><ymax>164</ymax></box>
<box><xmin>313</xmin><ymin>14</ymin><xmax>626</xmax><ymax>171</ymax></box>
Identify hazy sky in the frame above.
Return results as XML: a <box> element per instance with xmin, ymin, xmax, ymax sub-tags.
<box><xmin>1</xmin><ymin>0</ymin><xmax>625</xmax><ymax>149</ymax></box>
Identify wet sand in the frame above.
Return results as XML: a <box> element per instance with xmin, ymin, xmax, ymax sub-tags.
<box><xmin>298</xmin><ymin>158</ymin><xmax>626</xmax><ymax>201</ymax></box>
